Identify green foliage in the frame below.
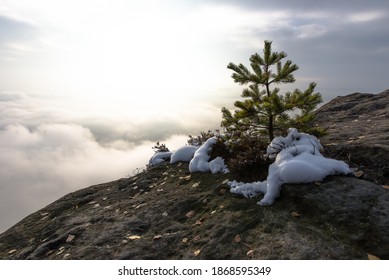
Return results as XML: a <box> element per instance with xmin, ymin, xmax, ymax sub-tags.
<box><xmin>223</xmin><ymin>40</ymin><xmax>324</xmax><ymax>142</ymax></box>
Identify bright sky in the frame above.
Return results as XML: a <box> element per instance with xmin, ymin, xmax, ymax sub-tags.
<box><xmin>1</xmin><ymin>0</ymin><xmax>389</xmax><ymax>232</ymax></box>
<box><xmin>1</xmin><ymin>0</ymin><xmax>243</xmax><ymax>118</ymax></box>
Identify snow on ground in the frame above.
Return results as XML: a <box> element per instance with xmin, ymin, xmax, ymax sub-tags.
<box><xmin>149</xmin><ymin>128</ymin><xmax>350</xmax><ymax>206</ymax></box>
<box><xmin>149</xmin><ymin>137</ymin><xmax>229</xmax><ymax>174</ymax></box>
<box><xmin>170</xmin><ymin>145</ymin><xmax>198</xmax><ymax>164</ymax></box>
<box><xmin>188</xmin><ymin>137</ymin><xmax>229</xmax><ymax>174</ymax></box>
<box><xmin>189</xmin><ymin>137</ymin><xmax>217</xmax><ymax>173</ymax></box>
<box><xmin>148</xmin><ymin>151</ymin><xmax>172</xmax><ymax>166</ymax></box>
<box><xmin>229</xmin><ymin>128</ymin><xmax>351</xmax><ymax>205</ymax></box>
<box><xmin>209</xmin><ymin>156</ymin><xmax>230</xmax><ymax>174</ymax></box>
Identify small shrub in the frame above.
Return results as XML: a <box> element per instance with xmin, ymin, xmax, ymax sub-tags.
<box><xmin>187</xmin><ymin>129</ymin><xmax>220</xmax><ymax>146</ymax></box>
<box><xmin>152</xmin><ymin>141</ymin><xmax>169</xmax><ymax>153</ymax></box>
<box><xmin>187</xmin><ymin>129</ymin><xmax>270</xmax><ymax>181</ymax></box>
<box><xmin>209</xmin><ymin>137</ymin><xmax>232</xmax><ymax>161</ymax></box>
<box><xmin>224</xmin><ymin>130</ymin><xmax>271</xmax><ymax>181</ymax></box>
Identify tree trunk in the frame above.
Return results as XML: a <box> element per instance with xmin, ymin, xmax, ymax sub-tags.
<box><xmin>268</xmin><ymin>114</ymin><xmax>274</xmax><ymax>142</ymax></box>
<box><xmin>265</xmin><ymin>83</ymin><xmax>274</xmax><ymax>142</ymax></box>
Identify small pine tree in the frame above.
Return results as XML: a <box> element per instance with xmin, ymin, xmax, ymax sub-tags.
<box><xmin>222</xmin><ymin>40</ymin><xmax>323</xmax><ymax>142</ymax></box>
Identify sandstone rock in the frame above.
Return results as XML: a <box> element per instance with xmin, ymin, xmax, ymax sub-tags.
<box><xmin>281</xmin><ymin>176</ymin><xmax>389</xmax><ymax>259</ymax></box>
<box><xmin>0</xmin><ymin>91</ymin><xmax>388</xmax><ymax>260</ymax></box>
<box><xmin>315</xmin><ymin>90</ymin><xmax>389</xmax><ymax>185</ymax></box>
<box><xmin>315</xmin><ymin>90</ymin><xmax>389</xmax><ymax>149</ymax></box>
<box><xmin>0</xmin><ymin>163</ymin><xmax>387</xmax><ymax>259</ymax></box>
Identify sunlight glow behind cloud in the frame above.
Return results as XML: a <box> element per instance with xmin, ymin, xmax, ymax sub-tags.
<box><xmin>1</xmin><ymin>0</ymin><xmax>232</xmax><ymax>105</ymax></box>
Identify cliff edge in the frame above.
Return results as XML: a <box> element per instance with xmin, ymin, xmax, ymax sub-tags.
<box><xmin>0</xmin><ymin>90</ymin><xmax>388</xmax><ymax>260</ymax></box>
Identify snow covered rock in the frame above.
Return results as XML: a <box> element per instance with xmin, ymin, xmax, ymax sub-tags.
<box><xmin>209</xmin><ymin>157</ymin><xmax>229</xmax><ymax>174</ymax></box>
<box><xmin>148</xmin><ymin>151</ymin><xmax>172</xmax><ymax>166</ymax></box>
<box><xmin>189</xmin><ymin>137</ymin><xmax>228</xmax><ymax>174</ymax></box>
<box><xmin>149</xmin><ymin>137</ymin><xmax>228</xmax><ymax>174</ymax></box>
<box><xmin>230</xmin><ymin>128</ymin><xmax>351</xmax><ymax>206</ymax></box>
<box><xmin>170</xmin><ymin>145</ymin><xmax>198</xmax><ymax>164</ymax></box>
<box><xmin>189</xmin><ymin>137</ymin><xmax>217</xmax><ymax>173</ymax></box>
<box><xmin>266</xmin><ymin>127</ymin><xmax>323</xmax><ymax>158</ymax></box>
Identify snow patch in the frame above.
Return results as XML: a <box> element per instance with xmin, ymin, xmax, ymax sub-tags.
<box><xmin>209</xmin><ymin>157</ymin><xmax>230</xmax><ymax>174</ymax></box>
<box><xmin>148</xmin><ymin>151</ymin><xmax>172</xmax><ymax>166</ymax></box>
<box><xmin>229</xmin><ymin>128</ymin><xmax>351</xmax><ymax>206</ymax></box>
<box><xmin>170</xmin><ymin>145</ymin><xmax>198</xmax><ymax>164</ymax></box>
<box><xmin>148</xmin><ymin>137</ymin><xmax>228</xmax><ymax>174</ymax></box>
<box><xmin>189</xmin><ymin>137</ymin><xmax>217</xmax><ymax>173</ymax></box>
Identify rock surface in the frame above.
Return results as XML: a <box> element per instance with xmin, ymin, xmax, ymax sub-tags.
<box><xmin>0</xmin><ymin>90</ymin><xmax>388</xmax><ymax>260</ymax></box>
<box><xmin>315</xmin><ymin>89</ymin><xmax>389</xmax><ymax>148</ymax></box>
<box><xmin>315</xmin><ymin>89</ymin><xmax>389</xmax><ymax>185</ymax></box>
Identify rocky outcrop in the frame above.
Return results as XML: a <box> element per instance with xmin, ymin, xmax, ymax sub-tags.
<box><xmin>0</xmin><ymin>90</ymin><xmax>388</xmax><ymax>260</ymax></box>
<box><xmin>315</xmin><ymin>89</ymin><xmax>389</xmax><ymax>148</ymax></box>
<box><xmin>314</xmin><ymin>89</ymin><xmax>389</xmax><ymax>185</ymax></box>
<box><xmin>0</xmin><ymin>162</ymin><xmax>388</xmax><ymax>260</ymax></box>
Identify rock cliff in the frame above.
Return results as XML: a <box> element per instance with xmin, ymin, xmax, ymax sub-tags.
<box><xmin>0</xmin><ymin>90</ymin><xmax>388</xmax><ymax>260</ymax></box>
<box><xmin>315</xmin><ymin>89</ymin><xmax>389</xmax><ymax>185</ymax></box>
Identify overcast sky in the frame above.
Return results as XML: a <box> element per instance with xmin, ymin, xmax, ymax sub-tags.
<box><xmin>1</xmin><ymin>0</ymin><xmax>389</xmax><ymax>233</ymax></box>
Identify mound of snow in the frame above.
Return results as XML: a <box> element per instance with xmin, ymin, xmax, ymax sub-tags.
<box><xmin>209</xmin><ymin>157</ymin><xmax>230</xmax><ymax>174</ymax></box>
<box><xmin>170</xmin><ymin>145</ymin><xmax>198</xmax><ymax>164</ymax></box>
<box><xmin>189</xmin><ymin>137</ymin><xmax>217</xmax><ymax>173</ymax></box>
<box><xmin>149</xmin><ymin>151</ymin><xmax>172</xmax><ymax>166</ymax></box>
<box><xmin>266</xmin><ymin>127</ymin><xmax>323</xmax><ymax>158</ymax></box>
<box><xmin>230</xmin><ymin>128</ymin><xmax>351</xmax><ymax>206</ymax></box>
<box><xmin>148</xmin><ymin>137</ymin><xmax>229</xmax><ymax>174</ymax></box>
